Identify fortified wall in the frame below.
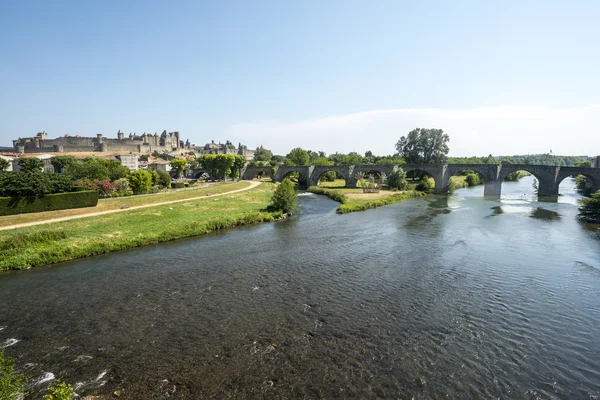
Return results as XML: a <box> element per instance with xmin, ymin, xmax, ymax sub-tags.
<box><xmin>12</xmin><ymin>130</ymin><xmax>190</xmax><ymax>154</ymax></box>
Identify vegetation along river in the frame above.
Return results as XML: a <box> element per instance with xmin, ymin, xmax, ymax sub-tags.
<box><xmin>1</xmin><ymin>176</ymin><xmax>599</xmax><ymax>399</ymax></box>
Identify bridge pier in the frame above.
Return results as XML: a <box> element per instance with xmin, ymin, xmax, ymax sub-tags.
<box><xmin>484</xmin><ymin>180</ymin><xmax>502</xmax><ymax>197</ymax></box>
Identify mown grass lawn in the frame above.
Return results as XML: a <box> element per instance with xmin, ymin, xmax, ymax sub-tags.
<box><xmin>0</xmin><ymin>181</ymin><xmax>250</xmax><ymax>228</ymax></box>
<box><xmin>0</xmin><ymin>183</ymin><xmax>279</xmax><ymax>270</ymax></box>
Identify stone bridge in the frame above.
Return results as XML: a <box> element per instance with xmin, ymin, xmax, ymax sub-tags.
<box><xmin>241</xmin><ymin>163</ymin><xmax>600</xmax><ymax>197</ymax></box>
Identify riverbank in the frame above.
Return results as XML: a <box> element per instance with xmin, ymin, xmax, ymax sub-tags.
<box><xmin>0</xmin><ymin>183</ymin><xmax>281</xmax><ymax>271</ymax></box>
<box><xmin>308</xmin><ymin>186</ymin><xmax>426</xmax><ymax>213</ymax></box>
<box><xmin>0</xmin><ymin>181</ymin><xmax>253</xmax><ymax>229</ymax></box>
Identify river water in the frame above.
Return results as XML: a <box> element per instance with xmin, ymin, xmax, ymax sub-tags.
<box><xmin>1</xmin><ymin>176</ymin><xmax>599</xmax><ymax>399</ymax></box>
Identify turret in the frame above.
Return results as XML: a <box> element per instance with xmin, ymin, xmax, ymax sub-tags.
<box><xmin>117</xmin><ymin>130</ymin><xmax>125</xmax><ymax>140</ymax></box>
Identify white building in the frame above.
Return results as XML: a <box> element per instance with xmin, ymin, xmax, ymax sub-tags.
<box><xmin>11</xmin><ymin>154</ymin><xmax>54</xmax><ymax>172</ymax></box>
<box><xmin>117</xmin><ymin>154</ymin><xmax>139</xmax><ymax>171</ymax></box>
<box><xmin>148</xmin><ymin>161</ymin><xmax>172</xmax><ymax>172</ymax></box>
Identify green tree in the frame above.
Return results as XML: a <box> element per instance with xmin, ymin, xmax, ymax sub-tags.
<box><xmin>127</xmin><ymin>170</ymin><xmax>153</xmax><ymax>194</ymax></box>
<box><xmin>395</xmin><ymin>128</ymin><xmax>450</xmax><ymax>164</ymax></box>
<box><xmin>578</xmin><ymin>190</ymin><xmax>600</xmax><ymax>223</ymax></box>
<box><xmin>270</xmin><ymin>178</ymin><xmax>298</xmax><ymax>214</ymax></box>
<box><xmin>18</xmin><ymin>157</ymin><xmax>45</xmax><ymax>173</ymax></box>
<box><xmin>50</xmin><ymin>156</ymin><xmax>77</xmax><ymax>173</ymax></box>
<box><xmin>0</xmin><ymin>348</ymin><xmax>29</xmax><ymax>399</ymax></box>
<box><xmin>65</xmin><ymin>158</ymin><xmax>110</xmax><ymax>181</ymax></box>
<box><xmin>229</xmin><ymin>155</ymin><xmax>247</xmax><ymax>179</ymax></box>
<box><xmin>387</xmin><ymin>168</ymin><xmax>408</xmax><ymax>190</ymax></box>
<box><xmin>285</xmin><ymin>148</ymin><xmax>310</xmax><ymax>166</ymax></box>
<box><xmin>138</xmin><ymin>154</ymin><xmax>149</xmax><ymax>162</ymax></box>
<box><xmin>155</xmin><ymin>169</ymin><xmax>171</xmax><ymax>188</ymax></box>
<box><xmin>170</xmin><ymin>159</ymin><xmax>187</xmax><ymax>179</ymax></box>
<box><xmin>0</xmin><ymin>158</ymin><xmax>10</xmax><ymax>171</ymax></box>
<box><xmin>465</xmin><ymin>173</ymin><xmax>482</xmax><ymax>186</ymax></box>
<box><xmin>484</xmin><ymin>154</ymin><xmax>497</xmax><ymax>164</ymax></box>
<box><xmin>254</xmin><ymin>147</ymin><xmax>273</xmax><ymax>162</ymax></box>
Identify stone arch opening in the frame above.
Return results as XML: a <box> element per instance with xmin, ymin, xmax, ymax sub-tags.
<box><xmin>403</xmin><ymin>168</ymin><xmax>436</xmax><ymax>192</ymax></box>
<box><xmin>558</xmin><ymin>173</ymin><xmax>597</xmax><ymax>196</ymax></box>
<box><xmin>449</xmin><ymin>168</ymin><xmax>485</xmax><ymax>192</ymax></box>
<box><xmin>316</xmin><ymin>170</ymin><xmax>347</xmax><ymax>188</ymax></box>
<box><xmin>499</xmin><ymin>167</ymin><xmax>546</xmax><ymax>198</ymax></box>
<box><xmin>281</xmin><ymin>171</ymin><xmax>308</xmax><ymax>189</ymax></box>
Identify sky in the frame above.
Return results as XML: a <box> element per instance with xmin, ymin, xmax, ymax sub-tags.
<box><xmin>1</xmin><ymin>0</ymin><xmax>599</xmax><ymax>157</ymax></box>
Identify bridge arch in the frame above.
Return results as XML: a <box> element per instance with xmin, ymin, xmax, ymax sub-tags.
<box><xmin>242</xmin><ymin>165</ymin><xmax>274</xmax><ymax>181</ymax></box>
<box><xmin>556</xmin><ymin>168</ymin><xmax>599</xmax><ymax>196</ymax></box>
<box><xmin>310</xmin><ymin>165</ymin><xmax>351</xmax><ymax>187</ymax></box>
<box><xmin>497</xmin><ymin>164</ymin><xmax>557</xmax><ymax>197</ymax></box>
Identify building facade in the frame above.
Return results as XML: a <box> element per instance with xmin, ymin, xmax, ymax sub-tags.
<box><xmin>12</xmin><ymin>130</ymin><xmax>189</xmax><ymax>154</ymax></box>
<box><xmin>197</xmin><ymin>140</ymin><xmax>255</xmax><ymax>160</ymax></box>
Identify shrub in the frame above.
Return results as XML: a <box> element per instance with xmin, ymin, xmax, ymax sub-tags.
<box><xmin>73</xmin><ymin>178</ymin><xmax>98</xmax><ymax>191</ymax></box>
<box><xmin>270</xmin><ymin>178</ymin><xmax>298</xmax><ymax>213</ymax></box>
<box><xmin>96</xmin><ymin>180</ymin><xmax>114</xmax><ymax>197</ymax></box>
<box><xmin>113</xmin><ymin>178</ymin><xmax>133</xmax><ymax>196</ymax></box>
<box><xmin>18</xmin><ymin>157</ymin><xmax>45</xmax><ymax>172</ymax></box>
<box><xmin>416</xmin><ymin>176</ymin><xmax>434</xmax><ymax>192</ymax></box>
<box><xmin>0</xmin><ymin>172</ymin><xmax>74</xmax><ymax>197</ymax></box>
<box><xmin>127</xmin><ymin>170</ymin><xmax>153</xmax><ymax>195</ymax></box>
<box><xmin>465</xmin><ymin>173</ymin><xmax>481</xmax><ymax>186</ymax></box>
<box><xmin>0</xmin><ymin>349</ymin><xmax>29</xmax><ymax>399</ymax></box>
<box><xmin>155</xmin><ymin>169</ymin><xmax>171</xmax><ymax>188</ymax></box>
<box><xmin>576</xmin><ymin>175</ymin><xmax>593</xmax><ymax>196</ymax></box>
<box><xmin>579</xmin><ymin>190</ymin><xmax>600</xmax><ymax>223</ymax></box>
<box><xmin>171</xmin><ymin>182</ymin><xmax>186</xmax><ymax>189</ymax></box>
<box><xmin>0</xmin><ymin>191</ymin><xmax>99</xmax><ymax>216</ymax></box>
<box><xmin>0</xmin><ymin>158</ymin><xmax>11</xmax><ymax>171</ymax></box>
<box><xmin>387</xmin><ymin>168</ymin><xmax>408</xmax><ymax>190</ymax></box>
<box><xmin>43</xmin><ymin>379</ymin><xmax>76</xmax><ymax>400</ymax></box>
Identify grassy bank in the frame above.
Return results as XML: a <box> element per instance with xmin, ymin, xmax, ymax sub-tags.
<box><xmin>0</xmin><ymin>181</ymin><xmax>249</xmax><ymax>228</ymax></box>
<box><xmin>308</xmin><ymin>186</ymin><xmax>426</xmax><ymax>214</ymax></box>
<box><xmin>0</xmin><ymin>183</ymin><xmax>280</xmax><ymax>271</ymax></box>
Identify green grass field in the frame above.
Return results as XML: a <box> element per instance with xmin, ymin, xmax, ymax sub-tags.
<box><xmin>0</xmin><ymin>183</ymin><xmax>279</xmax><ymax>270</ymax></box>
<box><xmin>0</xmin><ymin>181</ymin><xmax>250</xmax><ymax>228</ymax></box>
<box><xmin>308</xmin><ymin>186</ymin><xmax>425</xmax><ymax>214</ymax></box>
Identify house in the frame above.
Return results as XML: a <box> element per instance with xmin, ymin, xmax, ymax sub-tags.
<box><xmin>117</xmin><ymin>154</ymin><xmax>139</xmax><ymax>171</ymax></box>
<box><xmin>148</xmin><ymin>160</ymin><xmax>172</xmax><ymax>172</ymax></box>
<box><xmin>11</xmin><ymin>154</ymin><xmax>55</xmax><ymax>173</ymax></box>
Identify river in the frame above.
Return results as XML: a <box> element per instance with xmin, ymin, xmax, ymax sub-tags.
<box><xmin>1</xmin><ymin>176</ymin><xmax>599</xmax><ymax>399</ymax></box>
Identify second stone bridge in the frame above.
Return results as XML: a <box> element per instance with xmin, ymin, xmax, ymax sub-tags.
<box><xmin>241</xmin><ymin>163</ymin><xmax>600</xmax><ymax>198</ymax></box>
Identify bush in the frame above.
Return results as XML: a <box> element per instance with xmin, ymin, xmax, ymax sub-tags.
<box><xmin>579</xmin><ymin>190</ymin><xmax>600</xmax><ymax>223</ymax></box>
<box><xmin>171</xmin><ymin>182</ymin><xmax>186</xmax><ymax>189</ymax></box>
<box><xmin>19</xmin><ymin>157</ymin><xmax>45</xmax><ymax>173</ymax></box>
<box><xmin>155</xmin><ymin>169</ymin><xmax>171</xmax><ymax>188</ymax></box>
<box><xmin>387</xmin><ymin>168</ymin><xmax>408</xmax><ymax>190</ymax></box>
<box><xmin>0</xmin><ymin>158</ymin><xmax>10</xmax><ymax>171</ymax></box>
<box><xmin>96</xmin><ymin>180</ymin><xmax>114</xmax><ymax>197</ymax></box>
<box><xmin>465</xmin><ymin>173</ymin><xmax>481</xmax><ymax>186</ymax></box>
<box><xmin>576</xmin><ymin>175</ymin><xmax>593</xmax><ymax>196</ymax></box>
<box><xmin>43</xmin><ymin>379</ymin><xmax>76</xmax><ymax>400</ymax></box>
<box><xmin>0</xmin><ymin>349</ymin><xmax>29</xmax><ymax>399</ymax></box>
<box><xmin>0</xmin><ymin>191</ymin><xmax>99</xmax><ymax>216</ymax></box>
<box><xmin>270</xmin><ymin>178</ymin><xmax>298</xmax><ymax>213</ymax></box>
<box><xmin>113</xmin><ymin>178</ymin><xmax>133</xmax><ymax>196</ymax></box>
<box><xmin>0</xmin><ymin>172</ymin><xmax>74</xmax><ymax>197</ymax></box>
<box><xmin>127</xmin><ymin>170</ymin><xmax>153</xmax><ymax>195</ymax></box>
<box><xmin>416</xmin><ymin>176</ymin><xmax>434</xmax><ymax>192</ymax></box>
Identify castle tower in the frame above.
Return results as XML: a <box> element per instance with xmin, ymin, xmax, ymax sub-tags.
<box><xmin>117</xmin><ymin>130</ymin><xmax>125</xmax><ymax>140</ymax></box>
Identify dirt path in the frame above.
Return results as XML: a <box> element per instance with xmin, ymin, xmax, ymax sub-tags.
<box><xmin>0</xmin><ymin>181</ymin><xmax>262</xmax><ymax>232</ymax></box>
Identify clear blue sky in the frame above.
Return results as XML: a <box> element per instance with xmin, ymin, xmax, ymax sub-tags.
<box><xmin>1</xmin><ymin>0</ymin><xmax>599</xmax><ymax>156</ymax></box>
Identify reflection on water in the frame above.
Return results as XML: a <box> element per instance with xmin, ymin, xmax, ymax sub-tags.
<box><xmin>0</xmin><ymin>175</ymin><xmax>599</xmax><ymax>399</ymax></box>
